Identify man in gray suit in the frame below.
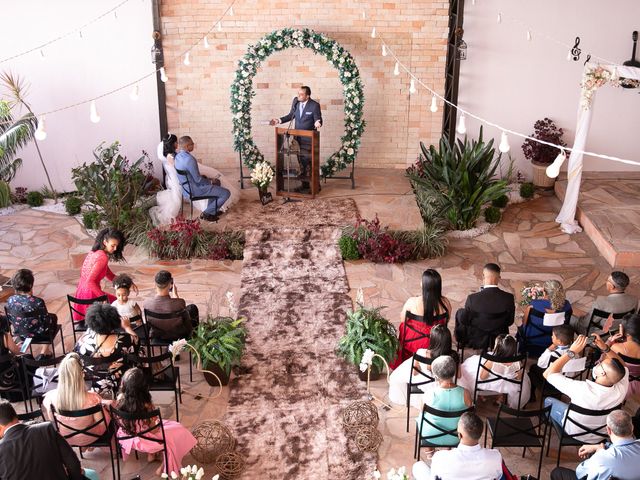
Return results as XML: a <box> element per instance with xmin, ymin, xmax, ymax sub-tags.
<box><xmin>572</xmin><ymin>271</ymin><xmax>639</xmax><ymax>334</ymax></box>
<box><xmin>270</xmin><ymin>86</ymin><xmax>322</xmax><ymax>193</ymax></box>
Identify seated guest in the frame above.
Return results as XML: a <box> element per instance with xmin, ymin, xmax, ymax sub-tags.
<box><xmin>111</xmin><ymin>274</ymin><xmax>142</xmax><ymax>325</ymax></box>
<box><xmin>551</xmin><ymin>410</ymin><xmax>640</xmax><ymax>480</ymax></box>
<box><xmin>416</xmin><ymin>356</ymin><xmax>472</xmax><ymax>454</ymax></box>
<box><xmin>390</xmin><ymin>269</ymin><xmax>451</xmax><ymax>369</ymax></box>
<box><xmin>0</xmin><ymin>400</ymin><xmax>99</xmax><ymax>480</ymax></box>
<box><xmin>607</xmin><ymin>313</ymin><xmax>640</xmax><ymax>399</ymax></box>
<box><xmin>174</xmin><ymin>135</ymin><xmax>230</xmax><ymax>222</ymax></box>
<box><xmin>454</xmin><ymin>263</ymin><xmax>514</xmax><ymax>351</ymax></box>
<box><xmin>518</xmin><ymin>279</ymin><xmax>572</xmax><ymax>357</ymax></box>
<box><xmin>388</xmin><ymin>324</ymin><xmax>459</xmax><ymax>406</ymax></box>
<box><xmin>0</xmin><ymin>315</ymin><xmax>21</xmax><ymax>402</ymax></box>
<box><xmin>461</xmin><ymin>334</ymin><xmax>531</xmax><ymax>409</ymax></box>
<box><xmin>413</xmin><ymin>411</ymin><xmax>502</xmax><ymax>480</ymax></box>
<box><xmin>528</xmin><ymin>324</ymin><xmax>575</xmax><ymax>398</ymax></box>
<box><xmin>572</xmin><ymin>271</ymin><xmax>639</xmax><ymax>335</ymax></box>
<box><xmin>74</xmin><ymin>303</ymin><xmax>139</xmax><ymax>395</ymax></box>
<box><xmin>5</xmin><ymin>268</ymin><xmax>58</xmax><ymax>358</ymax></box>
<box><xmin>543</xmin><ymin>334</ymin><xmax>629</xmax><ymax>443</ymax></box>
<box><xmin>114</xmin><ymin>367</ymin><xmax>196</xmax><ymax>476</ymax></box>
<box><xmin>42</xmin><ymin>353</ymin><xmax>111</xmax><ymax>447</ymax></box>
<box><xmin>144</xmin><ymin>270</ymin><xmax>199</xmax><ymax>341</ymax></box>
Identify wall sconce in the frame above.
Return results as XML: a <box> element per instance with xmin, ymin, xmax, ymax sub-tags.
<box><xmin>151</xmin><ymin>30</ymin><xmax>163</xmax><ymax>64</ymax></box>
<box><xmin>455</xmin><ymin>27</ymin><xmax>467</xmax><ymax>61</ymax></box>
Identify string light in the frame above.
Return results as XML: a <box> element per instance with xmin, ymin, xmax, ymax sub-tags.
<box><xmin>217</xmin><ymin>22</ymin><xmax>222</xmax><ymax>31</ymax></box>
<box><xmin>79</xmin><ymin>30</ymin><xmax>83</xmax><ymax>39</ymax></box>
<box><xmin>183</xmin><ymin>52</ymin><xmax>191</xmax><ymax>66</ymax></box>
<box><xmin>129</xmin><ymin>85</ymin><xmax>139</xmax><ymax>101</ymax></box>
<box><xmin>526</xmin><ymin>30</ymin><xmax>532</xmax><ymax>41</ymax></box>
<box><xmin>371</xmin><ymin>27</ymin><xmax>376</xmax><ymax>39</ymax></box>
<box><xmin>382</xmin><ymin>45</ymin><xmax>387</xmax><ymax>56</ymax></box>
<box><xmin>393</xmin><ymin>62</ymin><xmax>399</xmax><ymax>75</ymax></box>
<box><xmin>430</xmin><ymin>95</ymin><xmax>438</xmax><ymax>113</ymax></box>
<box><xmin>204</xmin><ymin>36</ymin><xmax>210</xmax><ymax>49</ymax></box>
<box><xmin>499</xmin><ymin>131</ymin><xmax>510</xmax><ymax>153</ymax></box>
<box><xmin>456</xmin><ymin>114</ymin><xmax>467</xmax><ymax>135</ymax></box>
<box><xmin>229</xmin><ymin>6</ymin><xmax>234</xmax><ymax>15</ymax></box>
<box><xmin>546</xmin><ymin>149</ymin><xmax>567</xmax><ymax>178</ymax></box>
<box><xmin>34</xmin><ymin>117</ymin><xmax>47</xmax><ymax>141</ymax></box>
<box><xmin>160</xmin><ymin>67</ymin><xmax>168</xmax><ymax>82</ymax></box>
<box><xmin>114</xmin><ymin>11</ymin><xmax>118</xmax><ymax>20</ymax></box>
<box><xmin>409</xmin><ymin>78</ymin><xmax>416</xmax><ymax>94</ymax></box>
<box><xmin>362</xmin><ymin>11</ymin><xmax>366</xmax><ymax>20</ymax></box>
<box><xmin>497</xmin><ymin>13</ymin><xmax>502</xmax><ymax>24</ymax></box>
<box><xmin>89</xmin><ymin>101</ymin><xmax>100</xmax><ymax>123</ymax></box>
<box><xmin>40</xmin><ymin>50</ymin><xmax>45</xmax><ymax>59</ymax></box>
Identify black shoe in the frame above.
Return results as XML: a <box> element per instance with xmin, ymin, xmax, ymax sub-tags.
<box><xmin>200</xmin><ymin>213</ymin><xmax>219</xmax><ymax>222</ymax></box>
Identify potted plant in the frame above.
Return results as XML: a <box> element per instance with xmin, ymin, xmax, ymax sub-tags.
<box><xmin>337</xmin><ymin>303</ymin><xmax>399</xmax><ymax>381</ymax></box>
<box><xmin>188</xmin><ymin>315</ymin><xmax>246</xmax><ymax>386</ymax></box>
<box><xmin>521</xmin><ymin>118</ymin><xmax>566</xmax><ymax>188</ymax></box>
<box><xmin>250</xmin><ymin>161</ymin><xmax>274</xmax><ymax>205</ymax></box>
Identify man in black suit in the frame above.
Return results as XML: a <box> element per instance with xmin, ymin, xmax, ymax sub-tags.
<box><xmin>455</xmin><ymin>263</ymin><xmax>515</xmax><ymax>350</ymax></box>
<box><xmin>0</xmin><ymin>400</ymin><xmax>96</xmax><ymax>480</ymax></box>
<box><xmin>270</xmin><ymin>85</ymin><xmax>322</xmax><ymax>193</ymax></box>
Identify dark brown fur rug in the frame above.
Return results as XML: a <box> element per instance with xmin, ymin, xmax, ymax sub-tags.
<box><xmin>223</xmin><ymin>227</ymin><xmax>377</xmax><ymax>478</ymax></box>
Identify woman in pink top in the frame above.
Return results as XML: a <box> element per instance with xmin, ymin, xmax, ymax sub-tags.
<box><xmin>73</xmin><ymin>228</ymin><xmax>137</xmax><ymax>322</ymax></box>
<box><xmin>42</xmin><ymin>353</ymin><xmax>112</xmax><ymax>446</ymax></box>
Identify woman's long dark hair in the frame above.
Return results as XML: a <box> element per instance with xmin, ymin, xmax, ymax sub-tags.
<box><xmin>492</xmin><ymin>334</ymin><xmax>518</xmax><ymax>358</ymax></box>
<box><xmin>92</xmin><ymin>228</ymin><xmax>126</xmax><ymax>262</ymax></box>
<box><xmin>428</xmin><ymin>324</ymin><xmax>452</xmax><ymax>358</ymax></box>
<box><xmin>115</xmin><ymin>367</ymin><xmax>152</xmax><ymax>436</ymax></box>
<box><xmin>422</xmin><ymin>269</ymin><xmax>443</xmax><ymax>324</ymax></box>
<box><xmin>162</xmin><ymin>134</ymin><xmax>178</xmax><ymax>158</ymax></box>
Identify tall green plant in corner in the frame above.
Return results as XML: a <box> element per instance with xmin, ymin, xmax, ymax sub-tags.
<box><xmin>407</xmin><ymin>127</ymin><xmax>508</xmax><ymax>230</ymax></box>
<box><xmin>0</xmin><ymin>72</ymin><xmax>56</xmax><ymax>201</ymax></box>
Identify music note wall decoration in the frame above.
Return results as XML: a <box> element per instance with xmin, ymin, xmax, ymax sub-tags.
<box><xmin>571</xmin><ymin>36</ymin><xmax>581</xmax><ymax>61</ymax></box>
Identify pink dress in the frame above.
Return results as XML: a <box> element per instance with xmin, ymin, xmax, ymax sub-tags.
<box><xmin>73</xmin><ymin>250</ymin><xmax>116</xmax><ymax>321</ymax></box>
<box><xmin>117</xmin><ymin>418</ymin><xmax>197</xmax><ymax>474</ymax></box>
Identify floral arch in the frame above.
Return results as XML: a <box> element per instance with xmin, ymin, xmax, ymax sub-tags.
<box><xmin>230</xmin><ymin>28</ymin><xmax>366</xmax><ymax>177</ymax></box>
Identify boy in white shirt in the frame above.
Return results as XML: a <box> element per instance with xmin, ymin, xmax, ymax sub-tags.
<box><xmin>529</xmin><ymin>325</ymin><xmax>574</xmax><ymax>401</ymax></box>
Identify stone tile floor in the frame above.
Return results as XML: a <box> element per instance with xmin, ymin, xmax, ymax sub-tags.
<box><xmin>1</xmin><ymin>168</ymin><xmax>639</xmax><ymax>479</ymax></box>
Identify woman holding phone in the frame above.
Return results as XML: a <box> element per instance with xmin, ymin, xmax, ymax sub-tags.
<box><xmin>606</xmin><ymin>313</ymin><xmax>640</xmax><ymax>398</ymax></box>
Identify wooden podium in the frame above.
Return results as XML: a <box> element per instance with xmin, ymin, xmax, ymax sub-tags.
<box><xmin>275</xmin><ymin>127</ymin><xmax>320</xmax><ymax>199</ymax></box>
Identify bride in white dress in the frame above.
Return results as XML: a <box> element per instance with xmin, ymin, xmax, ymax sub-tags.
<box><xmin>149</xmin><ymin>135</ymin><xmax>239</xmax><ymax>226</ymax></box>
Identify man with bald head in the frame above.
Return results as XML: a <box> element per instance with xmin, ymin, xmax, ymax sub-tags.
<box><xmin>543</xmin><ymin>334</ymin><xmax>629</xmax><ymax>444</ymax></box>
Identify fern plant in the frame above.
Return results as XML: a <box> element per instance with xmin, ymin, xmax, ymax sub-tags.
<box><xmin>188</xmin><ymin>316</ymin><xmax>246</xmax><ymax>375</ymax></box>
<box><xmin>337</xmin><ymin>305</ymin><xmax>398</xmax><ymax>372</ymax></box>
<box><xmin>408</xmin><ymin>128</ymin><xmax>509</xmax><ymax>230</ymax></box>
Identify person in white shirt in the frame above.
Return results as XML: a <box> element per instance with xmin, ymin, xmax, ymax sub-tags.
<box><xmin>412</xmin><ymin>411</ymin><xmax>502</xmax><ymax>480</ymax></box>
<box><xmin>543</xmin><ymin>334</ymin><xmax>629</xmax><ymax>443</ymax></box>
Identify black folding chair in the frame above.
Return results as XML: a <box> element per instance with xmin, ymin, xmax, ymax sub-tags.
<box><xmin>456</xmin><ymin>311</ymin><xmax>509</xmax><ymax>361</ymax></box>
<box><xmin>67</xmin><ymin>294</ymin><xmax>108</xmax><ymax>344</ymax></box>
<box><xmin>398</xmin><ymin>311</ymin><xmax>447</xmax><ymax>363</ymax></box>
<box><xmin>405</xmin><ymin>352</ymin><xmax>435</xmax><ymax>432</ymax></box>
<box><xmin>585</xmin><ymin>308</ymin><xmax>636</xmax><ymax>337</ymax></box>
<box><xmin>485</xmin><ymin>403</ymin><xmax>551</xmax><ymax>480</ymax></box>
<box><xmin>4</xmin><ymin>307</ymin><xmax>65</xmax><ymax>357</ymax></box>
<box><xmin>517</xmin><ymin>308</ymin><xmax>571</xmax><ymax>358</ymax></box>
<box><xmin>175</xmin><ymin>167</ymin><xmax>219</xmax><ymax>218</ymax></box>
<box><xmin>17</xmin><ymin>409</ymin><xmax>45</xmax><ymax>423</ymax></box>
<box><xmin>142</xmin><ymin>308</ymin><xmax>193</xmax><ymax>381</ymax></box>
<box><xmin>51</xmin><ymin>403</ymin><xmax>116</xmax><ymax>480</ymax></box>
<box><xmin>473</xmin><ymin>351</ymin><xmax>528</xmax><ymax>410</ymax></box>
<box><xmin>126</xmin><ymin>351</ymin><xmax>182</xmax><ymax>421</ymax></box>
<box><xmin>548</xmin><ymin>402</ymin><xmax>622</xmax><ymax>467</ymax></box>
<box><xmin>414</xmin><ymin>403</ymin><xmax>472</xmax><ymax>461</ymax></box>
<box><xmin>21</xmin><ymin>354</ymin><xmax>65</xmax><ymax>411</ymax></box>
<box><xmin>78</xmin><ymin>353</ymin><xmax>124</xmax><ymax>399</ymax></box>
<box><xmin>111</xmin><ymin>406</ymin><xmax>169</xmax><ymax>480</ymax></box>
<box><xmin>619</xmin><ymin>353</ymin><xmax>640</xmax><ymax>393</ymax></box>
<box><xmin>0</xmin><ymin>353</ymin><xmax>29</xmax><ymax>412</ymax></box>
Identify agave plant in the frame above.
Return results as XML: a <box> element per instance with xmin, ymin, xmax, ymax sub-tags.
<box><xmin>408</xmin><ymin>127</ymin><xmax>509</xmax><ymax>230</ymax></box>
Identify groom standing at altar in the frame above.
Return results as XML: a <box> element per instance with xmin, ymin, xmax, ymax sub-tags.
<box><xmin>270</xmin><ymin>86</ymin><xmax>322</xmax><ymax>193</ymax></box>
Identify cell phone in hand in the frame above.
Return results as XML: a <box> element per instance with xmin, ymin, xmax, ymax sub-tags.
<box><xmin>20</xmin><ymin>337</ymin><xmax>32</xmax><ymax>354</ymax></box>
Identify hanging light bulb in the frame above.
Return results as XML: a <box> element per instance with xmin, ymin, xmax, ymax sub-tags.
<box><xmin>114</xmin><ymin>11</ymin><xmax>118</xmax><ymax>19</ymax></box>
<box><xmin>90</xmin><ymin>101</ymin><xmax>101</xmax><ymax>123</ymax></box>
<box><xmin>40</xmin><ymin>49</ymin><xmax>45</xmax><ymax>58</ymax></box>
<box><xmin>546</xmin><ymin>149</ymin><xmax>567</xmax><ymax>178</ymax></box>
<box><xmin>229</xmin><ymin>6</ymin><xmax>234</xmax><ymax>16</ymax></box>
<box><xmin>456</xmin><ymin>114</ymin><xmax>466</xmax><ymax>135</ymax></box>
<box><xmin>526</xmin><ymin>30</ymin><xmax>532</xmax><ymax>41</ymax></box>
<box><xmin>496</xmin><ymin>13</ymin><xmax>502</xmax><ymax>24</ymax></box>
<box><xmin>160</xmin><ymin>67</ymin><xmax>168</xmax><ymax>82</ymax></box>
<box><xmin>34</xmin><ymin>117</ymin><xmax>47</xmax><ymax>141</ymax></box>
<box><xmin>183</xmin><ymin>52</ymin><xmax>191</xmax><ymax>66</ymax></box>
<box><xmin>499</xmin><ymin>131</ymin><xmax>510</xmax><ymax>153</ymax></box>
<box><xmin>371</xmin><ymin>27</ymin><xmax>376</xmax><ymax>38</ymax></box>
<box><xmin>472</xmin><ymin>0</ymin><xmax>476</xmax><ymax>4</ymax></box>
<box><xmin>362</xmin><ymin>10</ymin><xmax>366</xmax><ymax>20</ymax></box>
<box><xmin>382</xmin><ymin>45</ymin><xmax>387</xmax><ymax>56</ymax></box>
<box><xmin>430</xmin><ymin>95</ymin><xmax>438</xmax><ymax>113</ymax></box>
<box><xmin>409</xmin><ymin>78</ymin><xmax>416</xmax><ymax>94</ymax></box>
<box><xmin>204</xmin><ymin>36</ymin><xmax>210</xmax><ymax>49</ymax></box>
<box><xmin>217</xmin><ymin>22</ymin><xmax>222</xmax><ymax>32</ymax></box>
<box><xmin>130</xmin><ymin>85</ymin><xmax>139</xmax><ymax>101</ymax></box>
<box><xmin>79</xmin><ymin>30</ymin><xmax>83</xmax><ymax>39</ymax></box>
<box><xmin>393</xmin><ymin>62</ymin><xmax>399</xmax><ymax>75</ymax></box>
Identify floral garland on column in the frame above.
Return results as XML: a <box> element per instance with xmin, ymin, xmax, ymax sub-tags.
<box><xmin>230</xmin><ymin>28</ymin><xmax>366</xmax><ymax>178</ymax></box>
<box><xmin>580</xmin><ymin>64</ymin><xmax>640</xmax><ymax>110</ymax></box>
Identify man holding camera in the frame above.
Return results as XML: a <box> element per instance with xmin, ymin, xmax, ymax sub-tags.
<box><xmin>543</xmin><ymin>334</ymin><xmax>629</xmax><ymax>443</ymax></box>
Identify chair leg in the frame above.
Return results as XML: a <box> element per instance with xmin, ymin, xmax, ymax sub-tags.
<box><xmin>174</xmin><ymin>388</ymin><xmax>179</xmax><ymax>422</ymax></box>
<box><xmin>483</xmin><ymin>421</ymin><xmax>488</xmax><ymax>448</ymax></box>
<box><xmin>414</xmin><ymin>427</ymin><xmax>419</xmax><ymax>459</ymax></box>
<box><xmin>109</xmin><ymin>442</ymin><xmax>116</xmax><ymax>480</ymax></box>
<box><xmin>60</xmin><ymin>328</ymin><xmax>66</xmax><ymax>355</ymax></box>
<box><xmin>406</xmin><ymin>386</ymin><xmax>411</xmax><ymax>433</ymax></box>
<box><xmin>115</xmin><ymin>443</ymin><xmax>122</xmax><ymax>480</ymax></box>
<box><xmin>189</xmin><ymin>350</ymin><xmax>193</xmax><ymax>382</ymax></box>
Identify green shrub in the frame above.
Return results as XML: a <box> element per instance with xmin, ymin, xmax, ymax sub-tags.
<box><xmin>338</xmin><ymin>235</ymin><xmax>360</xmax><ymax>260</ymax></box>
<box><xmin>520</xmin><ymin>182</ymin><xmax>535</xmax><ymax>199</ymax></box>
<box><xmin>64</xmin><ymin>196</ymin><xmax>83</xmax><ymax>215</ymax></box>
<box><xmin>484</xmin><ymin>206</ymin><xmax>501</xmax><ymax>224</ymax></box>
<box><xmin>492</xmin><ymin>194</ymin><xmax>509</xmax><ymax>208</ymax></box>
<box><xmin>391</xmin><ymin>224</ymin><xmax>448</xmax><ymax>259</ymax></box>
<box><xmin>26</xmin><ymin>190</ymin><xmax>44</xmax><ymax>207</ymax></box>
<box><xmin>188</xmin><ymin>316</ymin><xmax>246</xmax><ymax>375</ymax></box>
<box><xmin>407</xmin><ymin>127</ymin><xmax>509</xmax><ymax>230</ymax></box>
<box><xmin>82</xmin><ymin>211</ymin><xmax>101</xmax><ymax>230</ymax></box>
<box><xmin>0</xmin><ymin>180</ymin><xmax>10</xmax><ymax>208</ymax></box>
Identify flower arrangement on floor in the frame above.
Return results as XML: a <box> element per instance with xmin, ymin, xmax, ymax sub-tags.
<box><xmin>373</xmin><ymin>466</ymin><xmax>409</xmax><ymax>480</ymax></box>
<box><xmin>250</xmin><ymin>161</ymin><xmax>274</xmax><ymax>205</ymax></box>
<box><xmin>160</xmin><ymin>465</ymin><xmax>219</xmax><ymax>479</ymax></box>
<box><xmin>230</xmin><ymin>28</ymin><xmax>365</xmax><ymax>177</ymax></box>
<box><xmin>520</xmin><ymin>283</ymin><xmax>546</xmax><ymax>306</ymax></box>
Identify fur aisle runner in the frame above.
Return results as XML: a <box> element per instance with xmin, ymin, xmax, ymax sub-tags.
<box><xmin>224</xmin><ymin>223</ymin><xmax>377</xmax><ymax>478</ymax></box>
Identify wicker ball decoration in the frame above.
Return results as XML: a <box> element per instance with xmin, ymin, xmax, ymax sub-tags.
<box><xmin>342</xmin><ymin>400</ymin><xmax>379</xmax><ymax>434</ymax></box>
<box><xmin>354</xmin><ymin>425</ymin><xmax>383</xmax><ymax>452</ymax></box>
<box><xmin>190</xmin><ymin>421</ymin><xmax>235</xmax><ymax>464</ymax></box>
<box><xmin>215</xmin><ymin>451</ymin><xmax>245</xmax><ymax>479</ymax></box>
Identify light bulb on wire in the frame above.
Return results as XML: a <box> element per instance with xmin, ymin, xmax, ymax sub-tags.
<box><xmin>217</xmin><ymin>22</ymin><xmax>222</xmax><ymax>32</ymax></box>
<box><xmin>90</xmin><ymin>101</ymin><xmax>101</xmax><ymax>124</ymax></box>
<box><xmin>229</xmin><ymin>6</ymin><xmax>234</xmax><ymax>16</ymax></box>
<box><xmin>526</xmin><ymin>30</ymin><xmax>532</xmax><ymax>41</ymax></box>
<box><xmin>382</xmin><ymin>45</ymin><xmax>387</xmax><ymax>57</ymax></box>
<box><xmin>183</xmin><ymin>52</ymin><xmax>191</xmax><ymax>66</ymax></box>
<box><xmin>430</xmin><ymin>95</ymin><xmax>438</xmax><ymax>113</ymax></box>
<box><xmin>129</xmin><ymin>85</ymin><xmax>139</xmax><ymax>101</ymax></box>
<box><xmin>393</xmin><ymin>62</ymin><xmax>399</xmax><ymax>75</ymax></box>
<box><xmin>456</xmin><ymin>114</ymin><xmax>466</xmax><ymax>135</ymax></box>
<box><xmin>362</xmin><ymin>10</ymin><xmax>366</xmax><ymax>20</ymax></box>
<box><xmin>409</xmin><ymin>78</ymin><xmax>416</xmax><ymax>94</ymax></box>
<box><xmin>371</xmin><ymin>27</ymin><xmax>376</xmax><ymax>38</ymax></box>
<box><xmin>497</xmin><ymin>13</ymin><xmax>502</xmax><ymax>24</ymax></box>
<box><xmin>204</xmin><ymin>36</ymin><xmax>210</xmax><ymax>49</ymax></box>
<box><xmin>160</xmin><ymin>67</ymin><xmax>168</xmax><ymax>82</ymax></box>
<box><xmin>499</xmin><ymin>131</ymin><xmax>510</xmax><ymax>153</ymax></box>
<box><xmin>34</xmin><ymin>117</ymin><xmax>47</xmax><ymax>141</ymax></box>
<box><xmin>546</xmin><ymin>149</ymin><xmax>567</xmax><ymax>178</ymax></box>
<box><xmin>40</xmin><ymin>49</ymin><xmax>45</xmax><ymax>59</ymax></box>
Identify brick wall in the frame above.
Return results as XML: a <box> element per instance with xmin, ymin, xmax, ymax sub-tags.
<box><xmin>160</xmin><ymin>0</ymin><xmax>448</xmax><ymax>172</ymax></box>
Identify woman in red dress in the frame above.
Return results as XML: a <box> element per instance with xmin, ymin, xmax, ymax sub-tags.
<box><xmin>73</xmin><ymin>228</ymin><xmax>137</xmax><ymax>322</ymax></box>
<box><xmin>390</xmin><ymin>269</ymin><xmax>451</xmax><ymax>369</ymax></box>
